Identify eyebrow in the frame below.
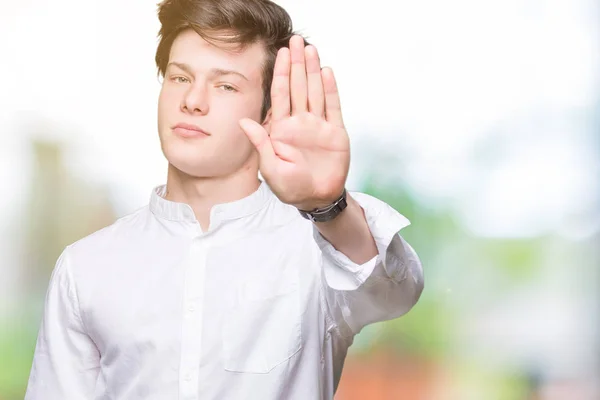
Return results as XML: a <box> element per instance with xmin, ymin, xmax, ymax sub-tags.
<box><xmin>167</xmin><ymin>62</ymin><xmax>249</xmax><ymax>81</ymax></box>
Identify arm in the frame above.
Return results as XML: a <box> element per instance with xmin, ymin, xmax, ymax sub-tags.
<box><xmin>313</xmin><ymin>193</ymin><xmax>378</xmax><ymax>265</ymax></box>
<box><xmin>25</xmin><ymin>248</ymin><xmax>100</xmax><ymax>399</ymax></box>
<box><xmin>314</xmin><ymin>192</ymin><xmax>424</xmax><ymax>338</ymax></box>
<box><xmin>237</xmin><ymin>35</ymin><xmax>423</xmax><ymax>333</ymax></box>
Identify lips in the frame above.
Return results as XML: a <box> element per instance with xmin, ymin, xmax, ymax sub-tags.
<box><xmin>172</xmin><ymin>123</ymin><xmax>210</xmax><ymax>138</ymax></box>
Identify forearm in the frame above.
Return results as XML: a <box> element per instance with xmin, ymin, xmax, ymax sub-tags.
<box><xmin>313</xmin><ymin>194</ymin><xmax>378</xmax><ymax>265</ymax></box>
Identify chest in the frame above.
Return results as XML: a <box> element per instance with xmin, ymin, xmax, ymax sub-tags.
<box><xmin>81</xmin><ymin>227</ymin><xmax>324</xmax><ymax>374</ymax></box>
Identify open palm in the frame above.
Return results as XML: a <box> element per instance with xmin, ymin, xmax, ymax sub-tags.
<box><xmin>240</xmin><ymin>35</ymin><xmax>350</xmax><ymax>211</ymax></box>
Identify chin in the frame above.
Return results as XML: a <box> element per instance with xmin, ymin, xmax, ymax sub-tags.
<box><xmin>161</xmin><ymin>137</ymin><xmax>256</xmax><ymax>179</ymax></box>
<box><xmin>165</xmin><ymin>149</ymin><xmax>237</xmax><ymax>179</ymax></box>
<box><xmin>166</xmin><ymin>155</ymin><xmax>214</xmax><ymax>178</ymax></box>
<box><xmin>160</xmin><ymin>143</ymin><xmax>205</xmax><ymax>177</ymax></box>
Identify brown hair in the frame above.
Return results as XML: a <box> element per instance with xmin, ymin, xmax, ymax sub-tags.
<box><xmin>155</xmin><ymin>0</ymin><xmax>309</xmax><ymax>121</ymax></box>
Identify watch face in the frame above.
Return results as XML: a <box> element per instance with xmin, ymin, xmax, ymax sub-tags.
<box><xmin>298</xmin><ymin>189</ymin><xmax>348</xmax><ymax>222</ymax></box>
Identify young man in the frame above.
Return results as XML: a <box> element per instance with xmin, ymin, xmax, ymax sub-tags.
<box><xmin>25</xmin><ymin>0</ymin><xmax>424</xmax><ymax>399</ymax></box>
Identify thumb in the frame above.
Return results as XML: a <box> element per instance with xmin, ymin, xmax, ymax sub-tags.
<box><xmin>239</xmin><ymin>118</ymin><xmax>277</xmax><ymax>174</ymax></box>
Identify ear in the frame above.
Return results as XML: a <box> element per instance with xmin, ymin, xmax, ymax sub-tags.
<box><xmin>261</xmin><ymin>108</ymin><xmax>272</xmax><ymax>129</ymax></box>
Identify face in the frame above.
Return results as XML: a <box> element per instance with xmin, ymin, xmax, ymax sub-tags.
<box><xmin>157</xmin><ymin>29</ymin><xmax>268</xmax><ymax>178</ymax></box>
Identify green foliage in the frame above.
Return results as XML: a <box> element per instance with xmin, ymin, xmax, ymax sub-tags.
<box><xmin>472</xmin><ymin>239</ymin><xmax>544</xmax><ymax>281</ymax></box>
<box><xmin>358</xmin><ymin>172</ymin><xmax>460</xmax><ymax>358</ymax></box>
<box><xmin>357</xmin><ymin>163</ymin><xmax>548</xmax><ymax>362</ymax></box>
<box><xmin>360</xmin><ymin>173</ymin><xmax>462</xmax><ymax>272</ymax></box>
<box><xmin>0</xmin><ymin>322</ymin><xmax>37</xmax><ymax>400</ymax></box>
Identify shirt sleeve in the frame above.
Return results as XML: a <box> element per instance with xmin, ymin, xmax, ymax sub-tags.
<box><xmin>315</xmin><ymin>192</ymin><xmax>424</xmax><ymax>338</ymax></box>
<box><xmin>25</xmin><ymin>247</ymin><xmax>100</xmax><ymax>399</ymax></box>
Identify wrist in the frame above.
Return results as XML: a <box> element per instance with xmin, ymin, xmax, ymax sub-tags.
<box><xmin>297</xmin><ymin>189</ymin><xmax>348</xmax><ymax>223</ymax></box>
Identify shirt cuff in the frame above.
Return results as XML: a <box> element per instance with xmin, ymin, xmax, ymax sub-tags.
<box><xmin>313</xmin><ymin>191</ymin><xmax>411</xmax><ymax>291</ymax></box>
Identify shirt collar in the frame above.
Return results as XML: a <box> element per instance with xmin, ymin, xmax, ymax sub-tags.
<box><xmin>149</xmin><ymin>181</ymin><xmax>272</xmax><ymax>223</ymax></box>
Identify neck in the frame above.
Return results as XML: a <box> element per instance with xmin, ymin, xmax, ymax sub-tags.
<box><xmin>164</xmin><ymin>163</ymin><xmax>261</xmax><ymax>231</ymax></box>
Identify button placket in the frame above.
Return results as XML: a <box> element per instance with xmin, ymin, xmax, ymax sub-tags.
<box><xmin>178</xmin><ymin>238</ymin><xmax>208</xmax><ymax>399</ymax></box>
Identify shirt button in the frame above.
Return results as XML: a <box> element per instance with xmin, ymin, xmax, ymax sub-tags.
<box><xmin>188</xmin><ymin>303</ymin><xmax>196</xmax><ymax>312</ymax></box>
<box><xmin>184</xmin><ymin>373</ymin><xmax>192</xmax><ymax>382</ymax></box>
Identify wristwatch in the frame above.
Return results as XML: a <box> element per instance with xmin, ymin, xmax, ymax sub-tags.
<box><xmin>298</xmin><ymin>189</ymin><xmax>348</xmax><ymax>223</ymax></box>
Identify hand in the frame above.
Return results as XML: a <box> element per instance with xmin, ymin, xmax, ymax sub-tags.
<box><xmin>239</xmin><ymin>35</ymin><xmax>350</xmax><ymax>211</ymax></box>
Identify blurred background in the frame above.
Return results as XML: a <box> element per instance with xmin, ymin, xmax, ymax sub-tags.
<box><xmin>1</xmin><ymin>0</ymin><xmax>598</xmax><ymax>398</ymax></box>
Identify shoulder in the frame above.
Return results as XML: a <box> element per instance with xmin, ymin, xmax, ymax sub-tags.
<box><xmin>63</xmin><ymin>205</ymin><xmax>151</xmax><ymax>268</ymax></box>
<box><xmin>261</xmin><ymin>191</ymin><xmax>312</xmax><ymax>229</ymax></box>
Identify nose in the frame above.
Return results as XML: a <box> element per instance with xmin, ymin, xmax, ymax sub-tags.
<box><xmin>181</xmin><ymin>84</ymin><xmax>209</xmax><ymax>116</ymax></box>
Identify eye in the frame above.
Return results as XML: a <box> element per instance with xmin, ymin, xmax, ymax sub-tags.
<box><xmin>219</xmin><ymin>84</ymin><xmax>237</xmax><ymax>92</ymax></box>
<box><xmin>171</xmin><ymin>76</ymin><xmax>190</xmax><ymax>84</ymax></box>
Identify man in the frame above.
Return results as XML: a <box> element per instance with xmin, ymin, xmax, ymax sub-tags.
<box><xmin>25</xmin><ymin>0</ymin><xmax>424</xmax><ymax>399</ymax></box>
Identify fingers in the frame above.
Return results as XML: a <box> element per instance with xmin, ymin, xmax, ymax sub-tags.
<box><xmin>321</xmin><ymin>67</ymin><xmax>344</xmax><ymax>128</ymax></box>
<box><xmin>239</xmin><ymin>118</ymin><xmax>277</xmax><ymax>176</ymax></box>
<box><xmin>305</xmin><ymin>45</ymin><xmax>324</xmax><ymax>117</ymax></box>
<box><xmin>289</xmin><ymin>35</ymin><xmax>308</xmax><ymax>114</ymax></box>
<box><xmin>270</xmin><ymin>47</ymin><xmax>291</xmax><ymax>122</ymax></box>
<box><xmin>278</xmin><ymin>35</ymin><xmax>339</xmax><ymax>124</ymax></box>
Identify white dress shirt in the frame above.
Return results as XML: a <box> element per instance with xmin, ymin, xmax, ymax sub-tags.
<box><xmin>25</xmin><ymin>182</ymin><xmax>424</xmax><ymax>400</ymax></box>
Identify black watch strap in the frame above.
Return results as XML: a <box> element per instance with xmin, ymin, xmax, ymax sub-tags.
<box><xmin>298</xmin><ymin>189</ymin><xmax>348</xmax><ymax>223</ymax></box>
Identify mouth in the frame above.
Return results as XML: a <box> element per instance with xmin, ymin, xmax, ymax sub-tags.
<box><xmin>171</xmin><ymin>123</ymin><xmax>211</xmax><ymax>138</ymax></box>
